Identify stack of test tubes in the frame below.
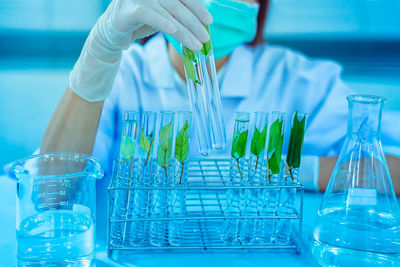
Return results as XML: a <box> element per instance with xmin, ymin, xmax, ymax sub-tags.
<box><xmin>110</xmin><ymin>110</ymin><xmax>192</xmax><ymax>247</ymax></box>
<box><xmin>224</xmin><ymin>111</ymin><xmax>308</xmax><ymax>246</ymax></box>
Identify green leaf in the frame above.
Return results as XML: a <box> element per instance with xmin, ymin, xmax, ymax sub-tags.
<box><xmin>139</xmin><ymin>129</ymin><xmax>151</xmax><ymax>153</ymax></box>
<box><xmin>182</xmin><ymin>46</ymin><xmax>199</xmax><ymax>84</ymax></box>
<box><xmin>175</xmin><ymin>120</ymin><xmax>190</xmax><ymax>164</ymax></box>
<box><xmin>231</xmin><ymin>130</ymin><xmax>249</xmax><ymax>159</ymax></box>
<box><xmin>157</xmin><ymin>121</ymin><xmax>173</xmax><ymax>168</ymax></box>
<box><xmin>267</xmin><ymin>119</ymin><xmax>284</xmax><ymax>175</ymax></box>
<box><xmin>200</xmin><ymin>25</ymin><xmax>212</xmax><ymax>57</ymax></box>
<box><xmin>119</xmin><ymin>135</ymin><xmax>135</xmax><ymax>160</ymax></box>
<box><xmin>250</xmin><ymin>124</ymin><xmax>267</xmax><ymax>157</ymax></box>
<box><xmin>286</xmin><ymin>112</ymin><xmax>306</xmax><ymax>169</ymax></box>
<box><xmin>250</xmin><ymin>127</ymin><xmax>260</xmax><ymax>156</ymax></box>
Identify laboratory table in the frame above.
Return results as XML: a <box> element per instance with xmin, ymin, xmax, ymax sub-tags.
<box><xmin>0</xmin><ymin>176</ymin><xmax>322</xmax><ymax>266</ymax></box>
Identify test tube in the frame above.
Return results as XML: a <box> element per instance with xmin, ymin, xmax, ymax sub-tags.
<box><xmin>224</xmin><ymin>112</ymin><xmax>250</xmax><ymax>245</ymax></box>
<box><xmin>169</xmin><ymin>111</ymin><xmax>192</xmax><ymax>246</ymax></box>
<box><xmin>244</xmin><ymin>111</ymin><xmax>268</xmax><ymax>245</ymax></box>
<box><xmin>129</xmin><ymin>111</ymin><xmax>157</xmax><ymax>246</ymax></box>
<box><xmin>266</xmin><ymin>111</ymin><xmax>286</xmax><ymax>184</ymax></box>
<box><xmin>118</xmin><ymin>111</ymin><xmax>139</xmax><ymax>243</ymax></box>
<box><xmin>277</xmin><ymin>112</ymin><xmax>308</xmax><ymax>245</ymax></box>
<box><xmin>286</xmin><ymin>112</ymin><xmax>308</xmax><ymax>182</ymax></box>
<box><xmin>261</xmin><ymin>111</ymin><xmax>286</xmax><ymax>244</ymax></box>
<box><xmin>248</xmin><ymin>111</ymin><xmax>269</xmax><ymax>180</ymax></box>
<box><xmin>197</xmin><ymin>27</ymin><xmax>226</xmax><ymax>150</ymax></box>
<box><xmin>181</xmin><ymin>45</ymin><xmax>213</xmax><ymax>156</ymax></box>
<box><xmin>150</xmin><ymin>111</ymin><xmax>175</xmax><ymax>247</ymax></box>
<box><xmin>119</xmin><ymin>111</ymin><xmax>139</xmax><ymax>178</ymax></box>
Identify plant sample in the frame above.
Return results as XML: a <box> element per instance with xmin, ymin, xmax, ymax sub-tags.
<box><xmin>174</xmin><ymin>120</ymin><xmax>190</xmax><ymax>184</ymax></box>
<box><xmin>286</xmin><ymin>112</ymin><xmax>307</xmax><ymax>181</ymax></box>
<box><xmin>157</xmin><ymin>121</ymin><xmax>173</xmax><ymax>178</ymax></box>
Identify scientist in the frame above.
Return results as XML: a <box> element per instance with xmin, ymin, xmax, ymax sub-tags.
<box><xmin>41</xmin><ymin>0</ymin><xmax>400</xmax><ymax>194</ymax></box>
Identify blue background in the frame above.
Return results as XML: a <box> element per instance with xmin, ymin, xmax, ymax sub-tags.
<box><xmin>1</xmin><ymin>0</ymin><xmax>400</xmax><ymax>170</ymax></box>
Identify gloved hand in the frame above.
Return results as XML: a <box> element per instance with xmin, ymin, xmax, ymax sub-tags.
<box><xmin>69</xmin><ymin>0</ymin><xmax>212</xmax><ymax>102</ymax></box>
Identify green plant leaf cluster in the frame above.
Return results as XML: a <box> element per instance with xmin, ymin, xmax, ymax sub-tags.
<box><xmin>157</xmin><ymin>121</ymin><xmax>173</xmax><ymax>168</ymax></box>
<box><xmin>267</xmin><ymin>119</ymin><xmax>284</xmax><ymax>175</ymax></box>
<box><xmin>175</xmin><ymin>120</ymin><xmax>190</xmax><ymax>165</ymax></box>
<box><xmin>200</xmin><ymin>25</ymin><xmax>212</xmax><ymax>57</ymax></box>
<box><xmin>250</xmin><ymin>124</ymin><xmax>267</xmax><ymax>157</ymax></box>
<box><xmin>231</xmin><ymin>130</ymin><xmax>249</xmax><ymax>159</ymax></box>
<box><xmin>286</xmin><ymin>112</ymin><xmax>306</xmax><ymax>170</ymax></box>
<box><xmin>120</xmin><ymin>135</ymin><xmax>135</xmax><ymax>160</ymax></box>
<box><xmin>182</xmin><ymin>46</ymin><xmax>199</xmax><ymax>84</ymax></box>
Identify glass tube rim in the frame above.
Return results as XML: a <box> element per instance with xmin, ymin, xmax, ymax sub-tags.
<box><xmin>293</xmin><ymin>111</ymin><xmax>308</xmax><ymax>118</ymax></box>
<box><xmin>235</xmin><ymin>111</ymin><xmax>250</xmax><ymax>119</ymax></box>
<box><xmin>177</xmin><ymin>110</ymin><xmax>192</xmax><ymax>116</ymax></box>
<box><xmin>255</xmin><ymin>111</ymin><xmax>268</xmax><ymax>116</ymax></box>
<box><xmin>347</xmin><ymin>94</ymin><xmax>387</xmax><ymax>104</ymax></box>
<box><xmin>143</xmin><ymin>110</ymin><xmax>157</xmax><ymax>116</ymax></box>
<box><xmin>160</xmin><ymin>110</ymin><xmax>175</xmax><ymax>116</ymax></box>
<box><xmin>271</xmin><ymin>111</ymin><xmax>287</xmax><ymax>116</ymax></box>
<box><xmin>124</xmin><ymin>110</ymin><xmax>139</xmax><ymax>121</ymax></box>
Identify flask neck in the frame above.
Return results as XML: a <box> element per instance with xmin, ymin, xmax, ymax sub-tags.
<box><xmin>347</xmin><ymin>95</ymin><xmax>385</xmax><ymax>141</ymax></box>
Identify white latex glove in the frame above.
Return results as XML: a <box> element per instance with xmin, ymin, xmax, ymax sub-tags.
<box><xmin>69</xmin><ymin>0</ymin><xmax>212</xmax><ymax>102</ymax></box>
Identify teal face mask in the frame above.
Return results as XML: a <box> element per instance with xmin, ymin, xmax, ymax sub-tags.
<box><xmin>165</xmin><ymin>0</ymin><xmax>260</xmax><ymax>59</ymax></box>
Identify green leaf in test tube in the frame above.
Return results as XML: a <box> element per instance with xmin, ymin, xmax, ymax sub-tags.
<box><xmin>182</xmin><ymin>46</ymin><xmax>199</xmax><ymax>84</ymax></box>
<box><xmin>267</xmin><ymin>119</ymin><xmax>284</xmax><ymax>181</ymax></box>
<box><xmin>231</xmin><ymin>129</ymin><xmax>249</xmax><ymax>179</ymax></box>
<box><xmin>286</xmin><ymin>112</ymin><xmax>306</xmax><ymax>180</ymax></box>
<box><xmin>157</xmin><ymin>121</ymin><xmax>173</xmax><ymax>169</ymax></box>
<box><xmin>200</xmin><ymin>25</ymin><xmax>212</xmax><ymax>57</ymax></box>
<box><xmin>120</xmin><ymin>135</ymin><xmax>135</xmax><ymax>161</ymax></box>
<box><xmin>140</xmin><ymin>129</ymin><xmax>154</xmax><ymax>166</ymax></box>
<box><xmin>174</xmin><ymin>120</ymin><xmax>190</xmax><ymax>165</ymax></box>
<box><xmin>250</xmin><ymin>124</ymin><xmax>267</xmax><ymax>170</ymax></box>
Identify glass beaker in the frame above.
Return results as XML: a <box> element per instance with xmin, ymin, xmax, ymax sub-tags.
<box><xmin>12</xmin><ymin>152</ymin><xmax>103</xmax><ymax>266</ymax></box>
<box><xmin>311</xmin><ymin>95</ymin><xmax>400</xmax><ymax>266</ymax></box>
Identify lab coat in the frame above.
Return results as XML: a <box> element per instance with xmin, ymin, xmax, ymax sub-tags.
<box><xmin>93</xmin><ymin>33</ymin><xmax>400</xmax><ymax>179</ymax></box>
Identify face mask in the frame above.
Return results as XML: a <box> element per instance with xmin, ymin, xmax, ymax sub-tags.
<box><xmin>165</xmin><ymin>0</ymin><xmax>260</xmax><ymax>59</ymax></box>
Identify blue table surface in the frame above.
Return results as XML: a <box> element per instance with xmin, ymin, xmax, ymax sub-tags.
<box><xmin>0</xmin><ymin>176</ymin><xmax>323</xmax><ymax>266</ymax></box>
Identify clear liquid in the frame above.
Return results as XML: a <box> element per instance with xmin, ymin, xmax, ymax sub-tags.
<box><xmin>311</xmin><ymin>207</ymin><xmax>400</xmax><ymax>266</ymax></box>
<box><xmin>17</xmin><ymin>210</ymin><xmax>94</xmax><ymax>265</ymax></box>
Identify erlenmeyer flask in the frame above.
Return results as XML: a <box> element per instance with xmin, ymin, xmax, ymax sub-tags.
<box><xmin>310</xmin><ymin>95</ymin><xmax>400</xmax><ymax>266</ymax></box>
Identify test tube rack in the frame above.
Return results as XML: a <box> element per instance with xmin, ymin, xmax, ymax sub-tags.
<box><xmin>107</xmin><ymin>158</ymin><xmax>303</xmax><ymax>259</ymax></box>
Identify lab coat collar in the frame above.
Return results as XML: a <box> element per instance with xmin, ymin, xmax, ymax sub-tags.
<box><xmin>143</xmin><ymin>34</ymin><xmax>175</xmax><ymax>89</ymax></box>
<box><xmin>220</xmin><ymin>45</ymin><xmax>253</xmax><ymax>98</ymax></box>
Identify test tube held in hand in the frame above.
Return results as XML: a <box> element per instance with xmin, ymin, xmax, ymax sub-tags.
<box><xmin>181</xmin><ymin>44</ymin><xmax>213</xmax><ymax>156</ymax></box>
<box><xmin>197</xmin><ymin>26</ymin><xmax>226</xmax><ymax>150</ymax></box>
